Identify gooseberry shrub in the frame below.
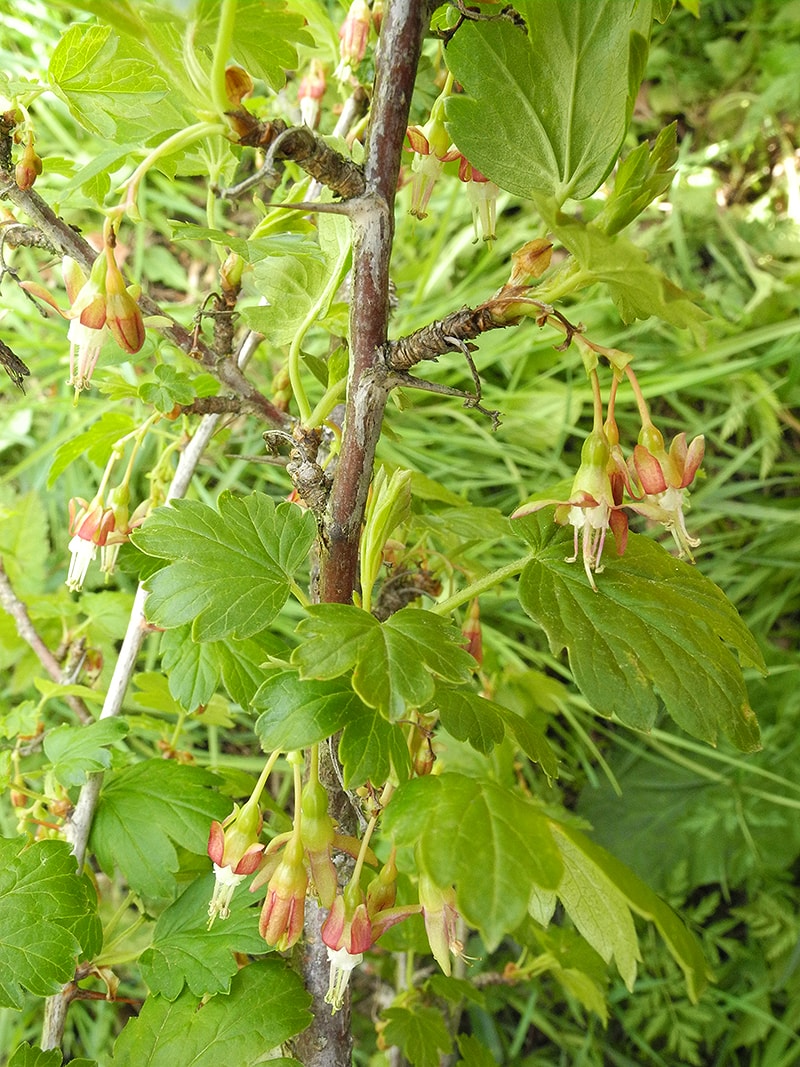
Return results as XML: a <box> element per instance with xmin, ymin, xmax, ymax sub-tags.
<box><xmin>0</xmin><ymin>1</ymin><xmax>764</xmax><ymax>1064</ymax></box>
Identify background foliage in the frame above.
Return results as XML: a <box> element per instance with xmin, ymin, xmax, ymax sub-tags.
<box><xmin>1</xmin><ymin>0</ymin><xmax>799</xmax><ymax>1065</ymax></box>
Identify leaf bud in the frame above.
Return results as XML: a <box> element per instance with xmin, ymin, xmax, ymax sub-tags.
<box><xmin>224</xmin><ymin>65</ymin><xmax>254</xmax><ymax>106</ymax></box>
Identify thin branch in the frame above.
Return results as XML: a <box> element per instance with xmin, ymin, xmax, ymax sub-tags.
<box><xmin>0</xmin><ymin>560</ymin><xmax>92</xmax><ymax>723</ymax></box>
<box><xmin>387</xmin><ymin>369</ymin><xmax>501</xmax><ymax>427</ymax></box>
<box><xmin>0</xmin><ymin>171</ymin><xmax>289</xmax><ymax>428</ymax></box>
<box><xmin>381</xmin><ymin>304</ymin><xmax>513</xmax><ymax>371</ymax></box>
<box><xmin>222</xmin><ymin>115</ymin><xmax>366</xmax><ymax>200</ymax></box>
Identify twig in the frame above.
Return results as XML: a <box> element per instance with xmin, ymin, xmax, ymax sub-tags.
<box><xmin>388</xmin><ymin>369</ymin><xmax>502</xmax><ymax>428</ymax></box>
<box><xmin>221</xmin><ymin>115</ymin><xmax>366</xmax><ymax>200</ymax></box>
<box><xmin>0</xmin><ymin>560</ymin><xmax>92</xmax><ymax>724</ymax></box>
<box><xmin>0</xmin><ymin>171</ymin><xmax>289</xmax><ymax>428</ymax></box>
<box><xmin>380</xmin><ymin>304</ymin><xmax>512</xmax><ymax>371</ymax></box>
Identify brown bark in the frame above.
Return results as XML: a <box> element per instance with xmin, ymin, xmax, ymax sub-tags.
<box><xmin>319</xmin><ymin>0</ymin><xmax>428</xmax><ymax>606</ymax></box>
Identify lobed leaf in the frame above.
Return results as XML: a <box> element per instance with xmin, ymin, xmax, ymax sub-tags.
<box><xmin>381</xmin><ymin>1005</ymin><xmax>453</xmax><ymax>1067</ymax></box>
<box><xmin>516</xmin><ymin>514</ymin><xmax>764</xmax><ymax>752</ymax></box>
<box><xmin>545</xmin><ymin>822</ymin><xmax>709</xmax><ymax>1000</ymax></box>
<box><xmin>253</xmin><ymin>672</ymin><xmax>411</xmax><ymax>786</ymax></box>
<box><xmin>43</xmin><ymin>719</ymin><xmax>129</xmax><ymax>788</ymax></box>
<box><xmin>292</xmin><ymin>605</ymin><xmax>475</xmax><ymax>721</ymax></box>
<box><xmin>89</xmin><ymin>760</ymin><xmax>230</xmax><ymax>902</ymax></box>
<box><xmin>0</xmin><ymin>838</ymin><xmax>102</xmax><ymax>1009</ymax></box>
<box><xmin>384</xmin><ymin>773</ymin><xmax>562</xmax><ymax>947</ymax></box>
<box><xmin>111</xmin><ymin>960</ymin><xmax>311</xmax><ymax>1066</ymax></box>
<box><xmin>49</xmin><ymin>25</ymin><xmax>169</xmax><ymax>139</ymax></box>
<box><xmin>132</xmin><ymin>492</ymin><xmax>316</xmax><ymax>641</ymax></box>
<box><xmin>139</xmin><ymin>875</ymin><xmax>266</xmax><ymax>1000</ymax></box>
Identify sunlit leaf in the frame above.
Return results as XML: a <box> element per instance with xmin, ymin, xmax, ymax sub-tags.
<box><xmin>0</xmin><ymin>839</ymin><xmax>102</xmax><ymax>1009</ymax></box>
<box><xmin>110</xmin><ymin>960</ymin><xmax>311</xmax><ymax>1066</ymax></box>
<box><xmin>516</xmin><ymin>513</ymin><xmax>763</xmax><ymax>751</ymax></box>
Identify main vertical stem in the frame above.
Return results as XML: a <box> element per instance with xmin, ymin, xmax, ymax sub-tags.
<box><xmin>296</xmin><ymin>2</ymin><xmax>427</xmax><ymax>1064</ymax></box>
<box><xmin>319</xmin><ymin>0</ymin><xmax>427</xmax><ymax>605</ymax></box>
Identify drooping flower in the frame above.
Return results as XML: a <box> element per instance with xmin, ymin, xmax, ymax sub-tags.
<box><xmin>418</xmin><ymin>872</ymin><xmax>462</xmax><ymax>977</ymax></box>
<box><xmin>449</xmin><ymin>153</ymin><xmax>499</xmax><ymax>242</ymax></box>
<box><xmin>207</xmin><ymin>798</ymin><xmax>265</xmax><ymax>926</ymax></box>
<box><xmin>322</xmin><ymin>863</ymin><xmax>419</xmax><ymax>1012</ymax></box>
<box><xmin>66</xmin><ymin>494</ymin><xmax>116</xmax><ymax>592</ymax></box>
<box><xmin>512</xmin><ymin>428</ymin><xmax>630</xmax><ymax>591</ymax></box>
<box><xmin>258</xmin><ymin>832</ymin><xmax>309</xmax><ymax>950</ymax></box>
<box><xmin>405</xmin><ymin>110</ymin><xmax>452</xmax><ymax>220</ymax></box>
<box><xmin>103</xmin><ymin>241</ymin><xmax>146</xmax><ymax>355</ymax></box>
<box><xmin>631</xmin><ymin>426</ymin><xmax>705</xmax><ymax>559</ymax></box>
<box><xmin>20</xmin><ymin>244</ymin><xmax>145</xmax><ymax>397</ymax></box>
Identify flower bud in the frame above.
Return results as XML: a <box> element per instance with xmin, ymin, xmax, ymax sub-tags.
<box><xmin>259</xmin><ymin>833</ymin><xmax>308</xmax><ymax>950</ymax></box>
<box><xmin>104</xmin><ymin>244</ymin><xmax>145</xmax><ymax>354</ymax></box>
<box><xmin>15</xmin><ymin>135</ymin><xmax>42</xmax><ymax>190</ymax></box>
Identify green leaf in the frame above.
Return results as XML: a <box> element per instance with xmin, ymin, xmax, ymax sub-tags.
<box><xmin>49</xmin><ymin>25</ymin><xmax>168</xmax><ymax>139</ymax></box>
<box><xmin>160</xmin><ymin>626</ymin><xmax>223</xmax><ymax>712</ymax></box>
<box><xmin>433</xmin><ymin>687</ymin><xmax>505</xmax><ymax>754</ymax></box>
<box><xmin>456</xmin><ymin>1034</ymin><xmax>498</xmax><ymax>1067</ymax></box>
<box><xmin>8</xmin><ymin>1045</ymin><xmax>68</xmax><ymax>1067</ymax></box>
<box><xmin>444</xmin><ymin>0</ymin><xmax>652</xmax><ymax>203</ymax></box>
<box><xmin>522</xmin><ymin>924</ymin><xmax>609</xmax><ymax>1023</ymax></box>
<box><xmin>33</xmin><ymin>679</ymin><xmax>107</xmax><ymax>707</ymax></box>
<box><xmin>6</xmin><ymin>1046</ymin><xmax>96</xmax><ymax>1067</ymax></box>
<box><xmin>338</xmin><ymin>707</ymin><xmax>412</xmax><ymax>788</ymax></box>
<box><xmin>89</xmin><ymin>760</ymin><xmax>230</xmax><ymax>901</ymax></box>
<box><xmin>516</xmin><ymin>515</ymin><xmax>763</xmax><ymax>752</ymax></box>
<box><xmin>543</xmin><ymin>209</ymin><xmax>709</xmax><ymax>336</ymax></box>
<box><xmin>195</xmin><ymin>0</ymin><xmax>312</xmax><ymax>90</ymax></box>
<box><xmin>253</xmin><ymin>672</ymin><xmax>411</xmax><ymax>787</ymax></box>
<box><xmin>254</xmin><ymin>672</ymin><xmax>369</xmax><ymax>749</ymax></box>
<box><xmin>382</xmin><ymin>1004</ymin><xmax>453</xmax><ymax>1067</ymax></box>
<box><xmin>0</xmin><ymin>838</ymin><xmax>102</xmax><ymax>1009</ymax></box>
<box><xmin>384</xmin><ymin>773</ymin><xmax>562</xmax><ymax>947</ymax></box>
<box><xmin>132</xmin><ymin>493</ymin><xmax>316</xmax><ymax>641</ymax></box>
<box><xmin>111</xmin><ymin>960</ymin><xmax>311</xmax><ymax>1066</ymax></box>
<box><xmin>245</xmin><ymin>214</ymin><xmax>350</xmax><ymax>346</ymax></box>
<box><xmin>159</xmin><ymin>625</ymin><xmax>284</xmax><ymax>711</ymax></box>
<box><xmin>0</xmin><ymin>489</ymin><xmax>49</xmax><ymax>595</ymax></box>
<box><xmin>547</xmin><ymin>822</ymin><xmax>708</xmax><ymax>1000</ymax></box>
<box><xmin>595</xmin><ymin>123</ymin><xmax>678</xmax><ymax>235</ymax></box>
<box><xmin>138</xmin><ymin>365</ymin><xmax>196</xmax><ymax>413</ymax></box>
<box><xmin>432</xmin><ymin>684</ymin><xmax>559</xmax><ymax>777</ymax></box>
<box><xmin>292</xmin><ymin>605</ymin><xmax>476</xmax><ymax>721</ymax></box>
<box><xmin>139</xmin><ymin>875</ymin><xmax>266</xmax><ymax>1000</ymax></box>
<box><xmin>0</xmin><ymin>700</ymin><xmax>39</xmax><ymax>742</ymax></box>
<box><xmin>43</xmin><ymin>719</ymin><xmax>129</xmax><ymax>788</ymax></box>
<box><xmin>48</xmin><ymin>411</ymin><xmax>136</xmax><ymax>487</ymax></box>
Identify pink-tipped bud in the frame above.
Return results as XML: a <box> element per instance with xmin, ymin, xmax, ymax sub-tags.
<box><xmin>15</xmin><ymin>134</ymin><xmax>43</xmax><ymax>190</ymax></box>
<box><xmin>104</xmin><ymin>244</ymin><xmax>145</xmax><ymax>354</ymax></box>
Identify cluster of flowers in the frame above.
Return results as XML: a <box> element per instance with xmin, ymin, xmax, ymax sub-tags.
<box><xmin>207</xmin><ymin>771</ymin><xmax>460</xmax><ymax>1012</ymax></box>
<box><xmin>513</xmin><ymin>367</ymin><xmax>705</xmax><ymax>590</ymax></box>
<box><xmin>404</xmin><ymin>76</ymin><xmax>499</xmax><ymax>243</ymax></box>
<box><xmin>66</xmin><ymin>484</ymin><xmax>150</xmax><ymax>593</ymax></box>
<box><xmin>21</xmin><ymin>225</ymin><xmax>146</xmax><ymax>397</ymax></box>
